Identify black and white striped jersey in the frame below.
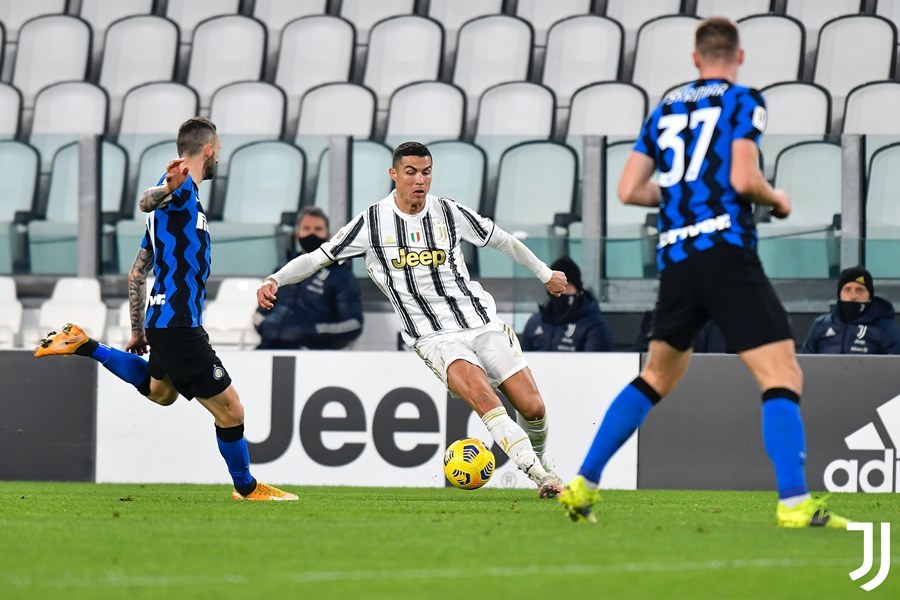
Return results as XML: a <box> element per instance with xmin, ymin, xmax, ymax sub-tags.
<box><xmin>320</xmin><ymin>193</ymin><xmax>498</xmax><ymax>343</ymax></box>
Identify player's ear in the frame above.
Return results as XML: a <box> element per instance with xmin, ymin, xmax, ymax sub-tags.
<box><xmin>737</xmin><ymin>48</ymin><xmax>745</xmax><ymax>66</ymax></box>
<box><xmin>389</xmin><ymin>167</ymin><xmax>397</xmax><ymax>182</ymax></box>
<box><xmin>692</xmin><ymin>51</ymin><xmax>700</xmax><ymax>69</ymax></box>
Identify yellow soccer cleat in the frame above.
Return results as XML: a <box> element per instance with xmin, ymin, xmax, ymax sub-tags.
<box><xmin>776</xmin><ymin>496</ymin><xmax>850</xmax><ymax>529</ymax></box>
<box><xmin>232</xmin><ymin>482</ymin><xmax>299</xmax><ymax>501</ymax></box>
<box><xmin>34</xmin><ymin>323</ymin><xmax>89</xmax><ymax>357</ymax></box>
<box><xmin>559</xmin><ymin>475</ymin><xmax>601</xmax><ymax>523</ymax></box>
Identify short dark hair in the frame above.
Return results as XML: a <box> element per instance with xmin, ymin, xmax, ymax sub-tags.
<box><xmin>176</xmin><ymin>116</ymin><xmax>217</xmax><ymax>157</ymax></box>
<box><xmin>392</xmin><ymin>141</ymin><xmax>432</xmax><ymax>168</ymax></box>
<box><xmin>695</xmin><ymin>17</ymin><xmax>739</xmax><ymax>61</ymax></box>
<box><xmin>297</xmin><ymin>206</ymin><xmax>329</xmax><ymax>230</ymax></box>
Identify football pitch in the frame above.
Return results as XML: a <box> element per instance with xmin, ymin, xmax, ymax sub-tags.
<box><xmin>1</xmin><ymin>483</ymin><xmax>897</xmax><ymax>599</ymax></box>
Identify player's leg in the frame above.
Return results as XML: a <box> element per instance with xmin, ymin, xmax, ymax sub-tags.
<box><xmin>497</xmin><ymin>368</ymin><xmax>552</xmax><ymax>470</ymax></box>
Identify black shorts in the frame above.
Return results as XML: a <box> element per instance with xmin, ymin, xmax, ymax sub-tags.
<box><xmin>146</xmin><ymin>327</ymin><xmax>232</xmax><ymax>400</ymax></box>
<box><xmin>650</xmin><ymin>244</ymin><xmax>793</xmax><ymax>352</ymax></box>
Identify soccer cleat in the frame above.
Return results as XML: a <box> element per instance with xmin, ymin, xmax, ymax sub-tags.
<box><xmin>559</xmin><ymin>475</ymin><xmax>601</xmax><ymax>523</ymax></box>
<box><xmin>34</xmin><ymin>323</ymin><xmax>88</xmax><ymax>357</ymax></box>
<box><xmin>231</xmin><ymin>482</ymin><xmax>299</xmax><ymax>501</ymax></box>
<box><xmin>538</xmin><ymin>472</ymin><xmax>565</xmax><ymax>499</ymax></box>
<box><xmin>776</xmin><ymin>496</ymin><xmax>850</xmax><ymax>529</ymax></box>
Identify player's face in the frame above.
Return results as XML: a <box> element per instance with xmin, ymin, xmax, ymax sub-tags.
<box><xmin>203</xmin><ymin>137</ymin><xmax>221</xmax><ymax>180</ymax></box>
<box><xmin>390</xmin><ymin>155</ymin><xmax>432</xmax><ymax>203</ymax></box>
<box><xmin>840</xmin><ymin>281</ymin><xmax>870</xmax><ymax>303</ymax></box>
<box><xmin>297</xmin><ymin>215</ymin><xmax>328</xmax><ymax>240</ymax></box>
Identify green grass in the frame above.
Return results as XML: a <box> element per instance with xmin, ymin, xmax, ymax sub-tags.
<box><xmin>1</xmin><ymin>484</ymin><xmax>897</xmax><ymax>599</ymax></box>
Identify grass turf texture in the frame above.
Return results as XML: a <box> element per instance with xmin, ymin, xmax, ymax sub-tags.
<box><xmin>1</xmin><ymin>484</ymin><xmax>897</xmax><ymax>599</ymax></box>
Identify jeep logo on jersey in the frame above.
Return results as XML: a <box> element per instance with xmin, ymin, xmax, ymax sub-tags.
<box><xmin>824</xmin><ymin>393</ymin><xmax>900</xmax><ymax>492</ymax></box>
<box><xmin>148</xmin><ymin>294</ymin><xmax>166</xmax><ymax>306</ymax></box>
<box><xmin>391</xmin><ymin>248</ymin><xmax>447</xmax><ymax>269</ymax></box>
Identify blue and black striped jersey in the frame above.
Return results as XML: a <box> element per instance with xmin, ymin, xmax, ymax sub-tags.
<box><xmin>141</xmin><ymin>174</ymin><xmax>210</xmax><ymax>328</ymax></box>
<box><xmin>634</xmin><ymin>78</ymin><xmax>766</xmax><ymax>271</ymax></box>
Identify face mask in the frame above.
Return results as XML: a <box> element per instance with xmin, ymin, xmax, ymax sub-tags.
<box><xmin>837</xmin><ymin>300</ymin><xmax>869</xmax><ymax>323</ymax></box>
<box><xmin>548</xmin><ymin>293</ymin><xmax>579</xmax><ymax>318</ymax></box>
<box><xmin>298</xmin><ymin>234</ymin><xmax>325</xmax><ymax>253</ymax></box>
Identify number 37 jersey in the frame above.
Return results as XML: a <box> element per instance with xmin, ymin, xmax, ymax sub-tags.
<box><xmin>634</xmin><ymin>78</ymin><xmax>766</xmax><ymax>271</ymax></box>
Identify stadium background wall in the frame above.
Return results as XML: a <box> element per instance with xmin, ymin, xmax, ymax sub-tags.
<box><xmin>2</xmin><ymin>352</ymin><xmax>898</xmax><ymax>494</ymax></box>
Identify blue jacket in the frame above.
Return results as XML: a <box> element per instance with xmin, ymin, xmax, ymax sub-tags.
<box><xmin>255</xmin><ymin>254</ymin><xmax>363</xmax><ymax>350</ymax></box>
<box><xmin>521</xmin><ymin>290</ymin><xmax>612</xmax><ymax>352</ymax></box>
<box><xmin>801</xmin><ymin>297</ymin><xmax>900</xmax><ymax>355</ymax></box>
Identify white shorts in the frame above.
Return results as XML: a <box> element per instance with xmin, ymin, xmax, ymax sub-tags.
<box><xmin>413</xmin><ymin>321</ymin><xmax>528</xmax><ymax>392</ymax></box>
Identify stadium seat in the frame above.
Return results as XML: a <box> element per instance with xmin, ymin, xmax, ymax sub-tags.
<box><xmin>0</xmin><ymin>0</ymin><xmax>65</xmax><ymax>42</ymax></box>
<box><xmin>427</xmin><ymin>141</ymin><xmax>486</xmax><ymax>213</ymax></box>
<box><xmin>0</xmin><ymin>141</ymin><xmax>39</xmax><ymax>274</ymax></box>
<box><xmin>314</xmin><ymin>140</ymin><xmax>393</xmax><ymax>227</ymax></box>
<box><xmin>253</xmin><ymin>0</ymin><xmax>327</xmax><ymax>72</ymax></box>
<box><xmin>736</xmin><ymin>15</ymin><xmax>804</xmax><ymax>90</ymax></box>
<box><xmin>187</xmin><ymin>15</ymin><xmax>265</xmax><ymax>110</ymax></box>
<box><xmin>204</xmin><ymin>278</ymin><xmax>263</xmax><ymax>349</ymax></box>
<box><xmin>28</xmin><ymin>141</ymin><xmax>126</xmax><ymax>275</ymax></box>
<box><xmin>876</xmin><ymin>0</ymin><xmax>900</xmax><ymax>32</ymax></box>
<box><xmin>12</xmin><ymin>15</ymin><xmax>90</xmax><ymax>109</ymax></box>
<box><xmin>78</xmin><ymin>0</ymin><xmax>153</xmax><ymax>74</ymax></box>
<box><xmin>165</xmin><ymin>0</ymin><xmax>240</xmax><ymax>44</ymax></box>
<box><xmin>603</xmin><ymin>140</ymin><xmax>657</xmax><ymax>278</ymax></box>
<box><xmin>757</xmin><ymin>141</ymin><xmax>842</xmax><ymax>278</ymax></box>
<box><xmin>453</xmin><ymin>15</ymin><xmax>533</xmax><ymax>129</ymax></box>
<box><xmin>213</xmin><ymin>141</ymin><xmax>304</xmax><ymax>276</ymax></box>
<box><xmin>479</xmin><ymin>141</ymin><xmax>577</xmax><ymax>277</ymax></box>
<box><xmin>0</xmin><ymin>82</ymin><xmax>22</xmax><ymax>139</ymax></box>
<box><xmin>339</xmin><ymin>0</ymin><xmax>415</xmax><ymax>45</ymax></box>
<box><xmin>24</xmin><ymin>277</ymin><xmax>107</xmax><ymax>348</ymax></box>
<box><xmin>843</xmin><ymin>81</ymin><xmax>900</xmax><ymax>166</ymax></box>
<box><xmin>864</xmin><ymin>143</ymin><xmax>900</xmax><ymax>278</ymax></box>
<box><xmin>632</xmin><ymin>15</ymin><xmax>702</xmax><ymax>107</ymax></box>
<box><xmin>364</xmin><ymin>16</ymin><xmax>443</xmax><ymax>110</ymax></box>
<box><xmin>542</xmin><ymin>16</ymin><xmax>623</xmax><ymax>111</ymax></box>
<box><xmin>566</xmin><ymin>82</ymin><xmax>647</xmax><ymax>170</ymax></box>
<box><xmin>296</xmin><ymin>82</ymin><xmax>376</xmax><ymax>199</ymax></box>
<box><xmin>695</xmin><ymin>0</ymin><xmax>773</xmax><ymax>20</ymax></box>
<box><xmin>428</xmin><ymin>0</ymin><xmax>503</xmax><ymax>73</ymax></box>
<box><xmin>106</xmin><ymin>277</ymin><xmax>154</xmax><ymax>348</ymax></box>
<box><xmin>209</xmin><ymin>81</ymin><xmax>285</xmax><ymax>174</ymax></box>
<box><xmin>29</xmin><ymin>82</ymin><xmax>108</xmax><ymax>172</ymax></box>
<box><xmin>758</xmin><ymin>82</ymin><xmax>831</xmax><ymax>178</ymax></box>
<box><xmin>384</xmin><ymin>81</ymin><xmax>465</xmax><ymax>148</ymax></box>
<box><xmin>813</xmin><ymin>15</ymin><xmax>896</xmax><ymax>132</ymax></box>
<box><xmin>275</xmin><ymin>15</ymin><xmax>355</xmax><ymax>134</ymax></box>
<box><xmin>117</xmin><ymin>82</ymin><xmax>199</xmax><ymax>178</ymax></box>
<box><xmin>0</xmin><ymin>276</ymin><xmax>23</xmax><ymax>348</ymax></box>
<box><xmin>516</xmin><ymin>0</ymin><xmax>593</xmax><ymax>47</ymax></box>
<box><xmin>605</xmin><ymin>0</ymin><xmax>682</xmax><ymax>72</ymax></box>
<box><xmin>98</xmin><ymin>15</ymin><xmax>178</xmax><ymax>132</ymax></box>
<box><xmin>784</xmin><ymin>0</ymin><xmax>863</xmax><ymax>75</ymax></box>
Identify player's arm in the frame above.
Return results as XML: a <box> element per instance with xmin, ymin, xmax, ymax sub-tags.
<box><xmin>484</xmin><ymin>227</ymin><xmax>567</xmax><ymax>297</ymax></box>
<box><xmin>618</xmin><ymin>152</ymin><xmax>661</xmax><ymax>207</ymax></box>
<box><xmin>125</xmin><ymin>247</ymin><xmax>154</xmax><ymax>355</ymax></box>
<box><xmin>731</xmin><ymin>139</ymin><xmax>791</xmax><ymax>219</ymax></box>
<box><xmin>257</xmin><ymin>248</ymin><xmax>335</xmax><ymax>309</ymax></box>
<box><xmin>138</xmin><ymin>159</ymin><xmax>188</xmax><ymax>212</ymax></box>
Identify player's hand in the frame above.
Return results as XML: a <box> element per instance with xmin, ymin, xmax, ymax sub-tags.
<box><xmin>769</xmin><ymin>189</ymin><xmax>792</xmax><ymax>219</ymax></box>
<box><xmin>545</xmin><ymin>270</ymin><xmax>567</xmax><ymax>297</ymax></box>
<box><xmin>164</xmin><ymin>158</ymin><xmax>188</xmax><ymax>193</ymax></box>
<box><xmin>257</xmin><ymin>279</ymin><xmax>278</xmax><ymax>309</ymax></box>
<box><xmin>126</xmin><ymin>330</ymin><xmax>149</xmax><ymax>355</ymax></box>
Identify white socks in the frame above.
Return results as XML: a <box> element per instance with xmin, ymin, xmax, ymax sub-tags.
<box><xmin>516</xmin><ymin>412</ymin><xmax>553</xmax><ymax>472</ymax></box>
<box><xmin>482</xmin><ymin>406</ymin><xmax>549</xmax><ymax>484</ymax></box>
<box><xmin>780</xmin><ymin>493</ymin><xmax>811</xmax><ymax>509</ymax></box>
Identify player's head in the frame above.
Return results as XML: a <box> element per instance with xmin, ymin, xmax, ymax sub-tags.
<box><xmin>295</xmin><ymin>206</ymin><xmax>329</xmax><ymax>253</ymax></box>
<box><xmin>177</xmin><ymin>116</ymin><xmax>220</xmax><ymax>180</ymax></box>
<box><xmin>390</xmin><ymin>141</ymin><xmax>433</xmax><ymax>203</ymax></box>
<box><xmin>693</xmin><ymin>17</ymin><xmax>743</xmax><ymax>72</ymax></box>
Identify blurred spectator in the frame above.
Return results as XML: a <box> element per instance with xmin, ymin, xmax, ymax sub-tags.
<box><xmin>521</xmin><ymin>256</ymin><xmax>612</xmax><ymax>352</ymax></box>
<box><xmin>801</xmin><ymin>266</ymin><xmax>900</xmax><ymax>355</ymax></box>
<box><xmin>254</xmin><ymin>207</ymin><xmax>363</xmax><ymax>349</ymax></box>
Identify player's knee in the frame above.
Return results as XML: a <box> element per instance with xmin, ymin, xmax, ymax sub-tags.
<box><xmin>517</xmin><ymin>402</ymin><xmax>545</xmax><ymax>421</ymax></box>
<box><xmin>149</xmin><ymin>389</ymin><xmax>178</xmax><ymax>406</ymax></box>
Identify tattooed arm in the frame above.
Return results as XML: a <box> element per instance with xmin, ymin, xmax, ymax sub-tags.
<box><xmin>125</xmin><ymin>247</ymin><xmax>154</xmax><ymax>355</ymax></box>
<box><xmin>138</xmin><ymin>158</ymin><xmax>188</xmax><ymax>212</ymax></box>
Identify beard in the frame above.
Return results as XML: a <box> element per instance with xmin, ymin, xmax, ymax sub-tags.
<box><xmin>203</xmin><ymin>155</ymin><xmax>218</xmax><ymax>180</ymax></box>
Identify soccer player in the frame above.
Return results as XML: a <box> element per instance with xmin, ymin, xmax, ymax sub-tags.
<box><xmin>558</xmin><ymin>17</ymin><xmax>850</xmax><ymax>528</ymax></box>
<box><xmin>35</xmin><ymin>117</ymin><xmax>297</xmax><ymax>502</ymax></box>
<box><xmin>257</xmin><ymin>141</ymin><xmax>566</xmax><ymax>498</ymax></box>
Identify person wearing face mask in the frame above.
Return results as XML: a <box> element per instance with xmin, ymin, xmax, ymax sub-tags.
<box><xmin>521</xmin><ymin>256</ymin><xmax>612</xmax><ymax>352</ymax></box>
<box><xmin>254</xmin><ymin>207</ymin><xmax>363</xmax><ymax>349</ymax></box>
<box><xmin>801</xmin><ymin>266</ymin><xmax>900</xmax><ymax>355</ymax></box>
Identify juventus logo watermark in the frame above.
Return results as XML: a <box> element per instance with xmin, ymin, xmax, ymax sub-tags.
<box><xmin>848</xmin><ymin>522</ymin><xmax>891</xmax><ymax>591</ymax></box>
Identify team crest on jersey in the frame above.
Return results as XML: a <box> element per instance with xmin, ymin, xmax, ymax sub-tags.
<box><xmin>212</xmin><ymin>365</ymin><xmax>226</xmax><ymax>381</ymax></box>
<box><xmin>409</xmin><ymin>231</ymin><xmax>422</xmax><ymax>244</ymax></box>
<box><xmin>436</xmin><ymin>224</ymin><xmax>448</xmax><ymax>242</ymax></box>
